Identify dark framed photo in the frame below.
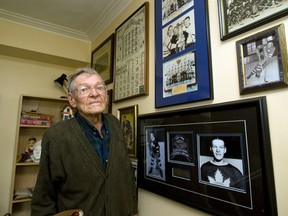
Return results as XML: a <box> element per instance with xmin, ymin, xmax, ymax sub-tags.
<box><xmin>155</xmin><ymin>0</ymin><xmax>213</xmax><ymax>108</ymax></box>
<box><xmin>91</xmin><ymin>33</ymin><xmax>114</xmax><ymax>84</ymax></box>
<box><xmin>137</xmin><ymin>97</ymin><xmax>277</xmax><ymax>216</ymax></box>
<box><xmin>218</xmin><ymin>0</ymin><xmax>288</xmax><ymax>40</ymax></box>
<box><xmin>117</xmin><ymin>105</ymin><xmax>138</xmax><ymax>158</ymax></box>
<box><xmin>113</xmin><ymin>2</ymin><xmax>149</xmax><ymax>102</ymax></box>
<box><xmin>104</xmin><ymin>89</ymin><xmax>113</xmax><ymax>114</ymax></box>
<box><xmin>236</xmin><ymin>23</ymin><xmax>288</xmax><ymax>94</ymax></box>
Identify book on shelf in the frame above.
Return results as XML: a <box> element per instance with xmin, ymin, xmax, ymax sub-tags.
<box><xmin>21</xmin><ymin>111</ymin><xmax>53</xmax><ymax>120</ymax></box>
<box><xmin>20</xmin><ymin>111</ymin><xmax>53</xmax><ymax>126</ymax></box>
<box><xmin>13</xmin><ymin>188</ymin><xmax>34</xmax><ymax>200</ymax></box>
<box><xmin>20</xmin><ymin>119</ymin><xmax>52</xmax><ymax>126</ymax></box>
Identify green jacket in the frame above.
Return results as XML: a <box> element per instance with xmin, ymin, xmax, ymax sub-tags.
<box><xmin>31</xmin><ymin>113</ymin><xmax>137</xmax><ymax>216</ymax></box>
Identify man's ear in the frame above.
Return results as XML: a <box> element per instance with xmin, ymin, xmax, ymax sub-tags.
<box><xmin>67</xmin><ymin>93</ymin><xmax>77</xmax><ymax>108</ymax></box>
<box><xmin>224</xmin><ymin>147</ymin><xmax>227</xmax><ymax>154</ymax></box>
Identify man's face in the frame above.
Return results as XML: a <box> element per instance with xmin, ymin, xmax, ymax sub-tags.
<box><xmin>211</xmin><ymin>139</ymin><xmax>226</xmax><ymax>162</ymax></box>
<box><xmin>184</xmin><ymin>17</ymin><xmax>190</xmax><ymax>28</ymax></box>
<box><xmin>167</xmin><ymin>26</ymin><xmax>173</xmax><ymax>36</ymax></box>
<box><xmin>68</xmin><ymin>73</ymin><xmax>107</xmax><ymax>118</ymax></box>
<box><xmin>150</xmin><ymin>132</ymin><xmax>155</xmax><ymax>141</ymax></box>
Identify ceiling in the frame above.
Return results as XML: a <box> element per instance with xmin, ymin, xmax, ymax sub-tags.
<box><xmin>0</xmin><ymin>0</ymin><xmax>132</xmax><ymax>41</ymax></box>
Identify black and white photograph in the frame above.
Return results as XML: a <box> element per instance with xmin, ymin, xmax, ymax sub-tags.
<box><xmin>236</xmin><ymin>23</ymin><xmax>288</xmax><ymax>94</ymax></box>
<box><xmin>198</xmin><ymin>134</ymin><xmax>246</xmax><ymax>192</ymax></box>
<box><xmin>163</xmin><ymin>51</ymin><xmax>197</xmax><ymax>98</ymax></box>
<box><xmin>218</xmin><ymin>0</ymin><xmax>288</xmax><ymax>40</ymax></box>
<box><xmin>145</xmin><ymin>128</ymin><xmax>166</xmax><ymax>180</ymax></box>
<box><xmin>243</xmin><ymin>35</ymin><xmax>278</xmax><ymax>86</ymax></box>
<box><xmin>162</xmin><ymin>9</ymin><xmax>196</xmax><ymax>58</ymax></box>
<box><xmin>162</xmin><ymin>0</ymin><xmax>194</xmax><ymax>25</ymax></box>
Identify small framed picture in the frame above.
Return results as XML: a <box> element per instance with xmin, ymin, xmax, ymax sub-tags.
<box><xmin>91</xmin><ymin>33</ymin><xmax>114</xmax><ymax>85</ymax></box>
<box><xmin>236</xmin><ymin>23</ymin><xmax>288</xmax><ymax>94</ymax></box>
<box><xmin>117</xmin><ymin>105</ymin><xmax>138</xmax><ymax>158</ymax></box>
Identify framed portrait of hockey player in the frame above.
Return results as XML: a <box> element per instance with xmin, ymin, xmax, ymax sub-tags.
<box><xmin>137</xmin><ymin>97</ymin><xmax>277</xmax><ymax>216</ymax></box>
<box><xmin>218</xmin><ymin>0</ymin><xmax>288</xmax><ymax>40</ymax></box>
<box><xmin>236</xmin><ymin>24</ymin><xmax>288</xmax><ymax>95</ymax></box>
<box><xmin>117</xmin><ymin>105</ymin><xmax>138</xmax><ymax>158</ymax></box>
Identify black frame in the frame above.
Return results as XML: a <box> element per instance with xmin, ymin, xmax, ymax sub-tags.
<box><xmin>155</xmin><ymin>0</ymin><xmax>213</xmax><ymax>108</ymax></box>
<box><xmin>91</xmin><ymin>33</ymin><xmax>114</xmax><ymax>85</ymax></box>
<box><xmin>218</xmin><ymin>0</ymin><xmax>288</xmax><ymax>41</ymax></box>
<box><xmin>137</xmin><ymin>97</ymin><xmax>277</xmax><ymax>216</ymax></box>
<box><xmin>236</xmin><ymin>23</ymin><xmax>288</xmax><ymax>94</ymax></box>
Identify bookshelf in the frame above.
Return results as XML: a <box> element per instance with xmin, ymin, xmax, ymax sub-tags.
<box><xmin>9</xmin><ymin>95</ymin><xmax>69</xmax><ymax>215</ymax></box>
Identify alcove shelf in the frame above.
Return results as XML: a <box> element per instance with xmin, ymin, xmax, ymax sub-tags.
<box><xmin>9</xmin><ymin>95</ymin><xmax>69</xmax><ymax>215</ymax></box>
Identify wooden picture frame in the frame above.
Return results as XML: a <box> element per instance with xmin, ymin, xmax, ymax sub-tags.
<box><xmin>113</xmin><ymin>2</ymin><xmax>149</xmax><ymax>102</ymax></box>
<box><xmin>137</xmin><ymin>97</ymin><xmax>277</xmax><ymax>216</ymax></box>
<box><xmin>104</xmin><ymin>89</ymin><xmax>113</xmax><ymax>114</ymax></box>
<box><xmin>155</xmin><ymin>0</ymin><xmax>213</xmax><ymax>108</ymax></box>
<box><xmin>117</xmin><ymin>105</ymin><xmax>138</xmax><ymax>158</ymax></box>
<box><xmin>91</xmin><ymin>33</ymin><xmax>114</xmax><ymax>84</ymax></box>
<box><xmin>218</xmin><ymin>0</ymin><xmax>288</xmax><ymax>40</ymax></box>
<box><xmin>236</xmin><ymin>23</ymin><xmax>288</xmax><ymax>94</ymax></box>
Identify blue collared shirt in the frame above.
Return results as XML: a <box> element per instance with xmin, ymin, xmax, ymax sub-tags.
<box><xmin>75</xmin><ymin>112</ymin><xmax>110</xmax><ymax>165</ymax></box>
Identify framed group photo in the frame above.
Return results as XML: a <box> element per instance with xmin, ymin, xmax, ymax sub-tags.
<box><xmin>113</xmin><ymin>2</ymin><xmax>149</xmax><ymax>102</ymax></box>
<box><xmin>137</xmin><ymin>97</ymin><xmax>277</xmax><ymax>216</ymax></box>
<box><xmin>218</xmin><ymin>0</ymin><xmax>288</xmax><ymax>40</ymax></box>
<box><xmin>155</xmin><ymin>0</ymin><xmax>213</xmax><ymax>108</ymax></box>
<box><xmin>236</xmin><ymin>23</ymin><xmax>288</xmax><ymax>94</ymax></box>
<box><xmin>117</xmin><ymin>105</ymin><xmax>138</xmax><ymax>158</ymax></box>
<box><xmin>91</xmin><ymin>33</ymin><xmax>114</xmax><ymax>84</ymax></box>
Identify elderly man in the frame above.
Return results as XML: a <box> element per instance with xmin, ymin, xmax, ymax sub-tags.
<box><xmin>32</xmin><ymin>67</ymin><xmax>138</xmax><ymax>216</ymax></box>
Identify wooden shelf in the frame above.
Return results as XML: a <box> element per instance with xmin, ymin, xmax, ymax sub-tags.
<box><xmin>9</xmin><ymin>94</ymin><xmax>69</xmax><ymax>215</ymax></box>
<box><xmin>16</xmin><ymin>162</ymin><xmax>39</xmax><ymax>166</ymax></box>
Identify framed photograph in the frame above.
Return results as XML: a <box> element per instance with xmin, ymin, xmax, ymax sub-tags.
<box><xmin>91</xmin><ymin>33</ymin><xmax>114</xmax><ymax>84</ymax></box>
<box><xmin>236</xmin><ymin>23</ymin><xmax>288</xmax><ymax>94</ymax></box>
<box><xmin>218</xmin><ymin>0</ymin><xmax>288</xmax><ymax>40</ymax></box>
<box><xmin>117</xmin><ymin>105</ymin><xmax>138</xmax><ymax>158</ymax></box>
<box><xmin>137</xmin><ymin>97</ymin><xmax>277</xmax><ymax>216</ymax></box>
<box><xmin>113</xmin><ymin>2</ymin><xmax>149</xmax><ymax>102</ymax></box>
<box><xmin>104</xmin><ymin>89</ymin><xmax>113</xmax><ymax>114</ymax></box>
<box><xmin>155</xmin><ymin>0</ymin><xmax>213</xmax><ymax>108</ymax></box>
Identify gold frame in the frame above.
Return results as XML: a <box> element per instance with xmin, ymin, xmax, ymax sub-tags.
<box><xmin>117</xmin><ymin>105</ymin><xmax>138</xmax><ymax>158</ymax></box>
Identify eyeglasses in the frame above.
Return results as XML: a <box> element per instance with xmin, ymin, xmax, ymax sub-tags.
<box><xmin>72</xmin><ymin>85</ymin><xmax>107</xmax><ymax>96</ymax></box>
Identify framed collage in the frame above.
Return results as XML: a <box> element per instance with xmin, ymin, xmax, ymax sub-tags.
<box><xmin>155</xmin><ymin>0</ymin><xmax>213</xmax><ymax>108</ymax></box>
<box><xmin>137</xmin><ymin>97</ymin><xmax>277</xmax><ymax>216</ymax></box>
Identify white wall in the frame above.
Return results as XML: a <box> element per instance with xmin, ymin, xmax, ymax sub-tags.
<box><xmin>0</xmin><ymin>19</ymin><xmax>90</xmax><ymax>214</ymax></box>
<box><xmin>92</xmin><ymin>0</ymin><xmax>288</xmax><ymax>215</ymax></box>
<box><xmin>0</xmin><ymin>0</ymin><xmax>287</xmax><ymax>215</ymax></box>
